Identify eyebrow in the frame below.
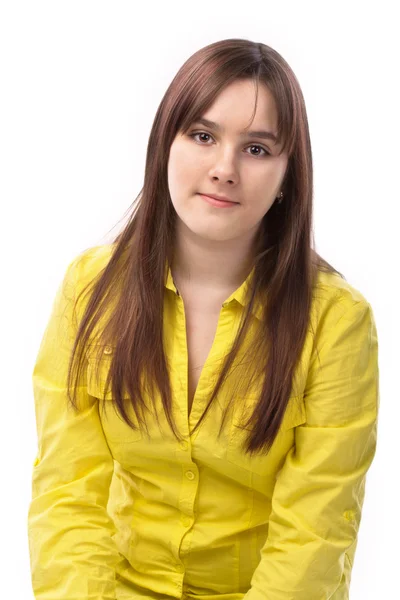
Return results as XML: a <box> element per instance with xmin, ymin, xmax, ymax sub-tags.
<box><xmin>191</xmin><ymin>117</ymin><xmax>278</xmax><ymax>144</ymax></box>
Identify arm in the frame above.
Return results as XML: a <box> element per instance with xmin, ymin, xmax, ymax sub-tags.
<box><xmin>244</xmin><ymin>297</ymin><xmax>379</xmax><ymax>600</ymax></box>
<box><xmin>27</xmin><ymin>252</ymin><xmax>121</xmax><ymax>600</ymax></box>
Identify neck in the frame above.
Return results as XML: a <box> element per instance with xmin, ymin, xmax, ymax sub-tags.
<box><xmin>171</xmin><ymin>220</ymin><xmax>260</xmax><ymax>294</ymax></box>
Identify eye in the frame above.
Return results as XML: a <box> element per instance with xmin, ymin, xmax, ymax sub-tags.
<box><xmin>188</xmin><ymin>131</ymin><xmax>271</xmax><ymax>158</ymax></box>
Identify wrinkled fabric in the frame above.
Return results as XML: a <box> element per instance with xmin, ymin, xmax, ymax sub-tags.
<box><xmin>27</xmin><ymin>244</ymin><xmax>379</xmax><ymax>600</ymax></box>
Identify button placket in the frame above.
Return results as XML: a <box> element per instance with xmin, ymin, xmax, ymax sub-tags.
<box><xmin>181</xmin><ymin>515</ymin><xmax>191</xmax><ymax>527</ymax></box>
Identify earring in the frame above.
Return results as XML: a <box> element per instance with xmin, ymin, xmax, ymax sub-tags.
<box><xmin>276</xmin><ymin>192</ymin><xmax>284</xmax><ymax>204</ymax></box>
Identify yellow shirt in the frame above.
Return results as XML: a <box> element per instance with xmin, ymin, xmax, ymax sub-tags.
<box><xmin>27</xmin><ymin>244</ymin><xmax>379</xmax><ymax>600</ymax></box>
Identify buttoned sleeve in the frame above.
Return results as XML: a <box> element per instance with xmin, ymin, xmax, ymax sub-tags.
<box><xmin>243</xmin><ymin>297</ymin><xmax>379</xmax><ymax>600</ymax></box>
<box><xmin>27</xmin><ymin>252</ymin><xmax>121</xmax><ymax>600</ymax></box>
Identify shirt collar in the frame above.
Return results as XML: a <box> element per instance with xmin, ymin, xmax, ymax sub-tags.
<box><xmin>165</xmin><ymin>263</ymin><xmax>263</xmax><ymax>321</ymax></box>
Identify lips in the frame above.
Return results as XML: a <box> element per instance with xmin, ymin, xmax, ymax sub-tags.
<box><xmin>198</xmin><ymin>193</ymin><xmax>239</xmax><ymax>209</ymax></box>
<box><xmin>199</xmin><ymin>193</ymin><xmax>237</xmax><ymax>204</ymax></box>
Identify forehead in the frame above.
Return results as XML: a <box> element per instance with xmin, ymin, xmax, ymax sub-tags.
<box><xmin>200</xmin><ymin>79</ymin><xmax>278</xmax><ymax>132</ymax></box>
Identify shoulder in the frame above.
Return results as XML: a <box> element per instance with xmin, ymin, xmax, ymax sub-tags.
<box><xmin>310</xmin><ymin>269</ymin><xmax>374</xmax><ymax>337</ymax></box>
<box><xmin>314</xmin><ymin>268</ymin><xmax>371</xmax><ymax>310</ymax></box>
<box><xmin>65</xmin><ymin>243</ymin><xmax>114</xmax><ymax>289</ymax></box>
<box><xmin>315</xmin><ymin>269</ymin><xmax>370</xmax><ymax>304</ymax></box>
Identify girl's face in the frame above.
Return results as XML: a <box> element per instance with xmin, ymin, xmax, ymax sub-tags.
<box><xmin>167</xmin><ymin>79</ymin><xmax>289</xmax><ymax>244</ymax></box>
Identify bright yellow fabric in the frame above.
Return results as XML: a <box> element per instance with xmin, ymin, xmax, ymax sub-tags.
<box><xmin>27</xmin><ymin>244</ymin><xmax>379</xmax><ymax>600</ymax></box>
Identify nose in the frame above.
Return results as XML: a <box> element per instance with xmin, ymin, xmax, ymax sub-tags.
<box><xmin>208</xmin><ymin>150</ymin><xmax>238</xmax><ymax>184</ymax></box>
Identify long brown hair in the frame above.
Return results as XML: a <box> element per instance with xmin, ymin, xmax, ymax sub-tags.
<box><xmin>67</xmin><ymin>38</ymin><xmax>344</xmax><ymax>456</ymax></box>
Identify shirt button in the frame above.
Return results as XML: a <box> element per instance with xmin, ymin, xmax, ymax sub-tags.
<box><xmin>182</xmin><ymin>516</ymin><xmax>191</xmax><ymax>527</ymax></box>
<box><xmin>176</xmin><ymin>563</ymin><xmax>184</xmax><ymax>572</ymax></box>
<box><xmin>103</xmin><ymin>345</ymin><xmax>113</xmax><ymax>354</ymax></box>
<box><xmin>179</xmin><ymin>440</ymin><xmax>188</xmax><ymax>450</ymax></box>
<box><xmin>185</xmin><ymin>470</ymin><xmax>195</xmax><ymax>480</ymax></box>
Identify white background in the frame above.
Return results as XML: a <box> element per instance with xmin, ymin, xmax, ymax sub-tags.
<box><xmin>1</xmin><ymin>1</ymin><xmax>397</xmax><ymax>597</ymax></box>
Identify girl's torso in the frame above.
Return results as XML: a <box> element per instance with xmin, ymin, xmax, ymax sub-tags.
<box><xmin>177</xmin><ymin>285</ymin><xmax>233</xmax><ymax>416</ymax></box>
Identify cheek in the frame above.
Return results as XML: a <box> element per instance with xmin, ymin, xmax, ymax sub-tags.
<box><xmin>242</xmin><ymin>196</ymin><xmax>276</xmax><ymax>229</ymax></box>
<box><xmin>168</xmin><ymin>149</ymin><xmax>191</xmax><ymax>195</ymax></box>
<box><xmin>170</xmin><ymin>142</ymin><xmax>203</xmax><ymax>183</ymax></box>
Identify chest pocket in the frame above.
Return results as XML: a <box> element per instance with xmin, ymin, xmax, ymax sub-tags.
<box><xmin>226</xmin><ymin>394</ymin><xmax>306</xmax><ymax>476</ymax></box>
<box><xmin>86</xmin><ymin>348</ymin><xmax>143</xmax><ymax>447</ymax></box>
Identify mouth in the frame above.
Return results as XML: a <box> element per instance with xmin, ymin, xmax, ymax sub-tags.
<box><xmin>199</xmin><ymin>193</ymin><xmax>237</xmax><ymax>203</ymax></box>
<box><xmin>198</xmin><ymin>193</ymin><xmax>239</xmax><ymax>208</ymax></box>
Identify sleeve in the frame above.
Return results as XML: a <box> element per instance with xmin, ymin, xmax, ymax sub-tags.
<box><xmin>27</xmin><ymin>253</ymin><xmax>122</xmax><ymax>600</ymax></box>
<box><xmin>243</xmin><ymin>298</ymin><xmax>379</xmax><ymax>600</ymax></box>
